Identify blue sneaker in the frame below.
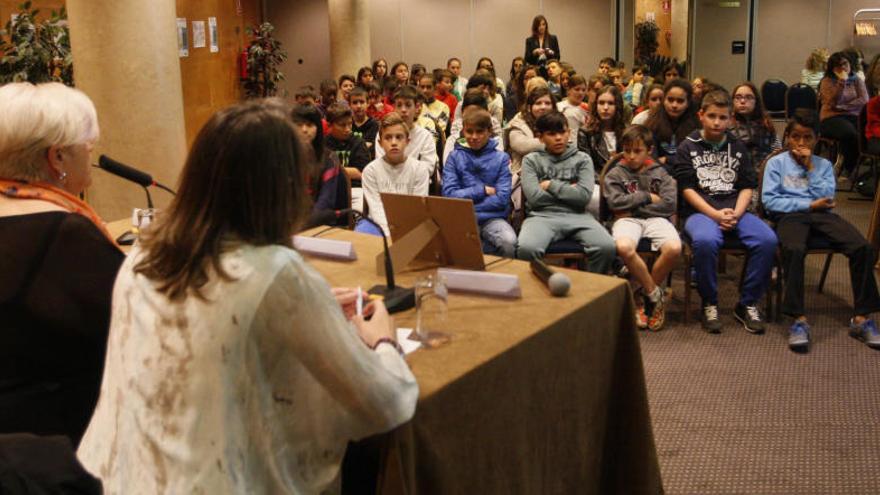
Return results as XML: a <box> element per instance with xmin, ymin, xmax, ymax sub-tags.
<box><xmin>788</xmin><ymin>320</ymin><xmax>810</xmax><ymax>352</ymax></box>
<box><xmin>849</xmin><ymin>318</ymin><xmax>880</xmax><ymax>349</ymax></box>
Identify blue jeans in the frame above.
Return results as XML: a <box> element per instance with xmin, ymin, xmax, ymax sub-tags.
<box><xmin>480</xmin><ymin>218</ymin><xmax>517</xmax><ymax>258</ymax></box>
<box><xmin>685</xmin><ymin>212</ymin><xmax>777</xmax><ymax>306</ymax></box>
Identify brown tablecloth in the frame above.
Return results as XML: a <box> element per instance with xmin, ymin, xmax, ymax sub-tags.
<box><xmin>303</xmin><ymin>228</ymin><xmax>662</xmax><ymax>495</ymax></box>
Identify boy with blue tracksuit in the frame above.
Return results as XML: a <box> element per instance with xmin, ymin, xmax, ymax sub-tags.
<box><xmin>442</xmin><ymin>109</ymin><xmax>516</xmax><ymax>257</ymax></box>
<box><xmin>762</xmin><ymin>109</ymin><xmax>880</xmax><ymax>351</ymax></box>
<box><xmin>672</xmin><ymin>90</ymin><xmax>777</xmax><ymax>333</ymax></box>
<box><xmin>516</xmin><ymin>112</ymin><xmax>616</xmax><ymax>274</ymax></box>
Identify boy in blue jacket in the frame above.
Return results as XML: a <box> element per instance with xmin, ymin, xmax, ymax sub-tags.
<box><xmin>516</xmin><ymin>112</ymin><xmax>616</xmax><ymax>273</ymax></box>
<box><xmin>672</xmin><ymin>90</ymin><xmax>777</xmax><ymax>333</ymax></box>
<box><xmin>442</xmin><ymin>109</ymin><xmax>516</xmax><ymax>257</ymax></box>
<box><xmin>762</xmin><ymin>109</ymin><xmax>880</xmax><ymax>351</ymax></box>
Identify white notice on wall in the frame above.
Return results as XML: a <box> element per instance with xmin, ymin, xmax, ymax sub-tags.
<box><xmin>192</xmin><ymin>20</ymin><xmax>206</xmax><ymax>48</ymax></box>
<box><xmin>176</xmin><ymin>18</ymin><xmax>189</xmax><ymax>57</ymax></box>
<box><xmin>646</xmin><ymin>12</ymin><xmax>656</xmax><ymax>22</ymax></box>
<box><xmin>208</xmin><ymin>17</ymin><xmax>219</xmax><ymax>53</ymax></box>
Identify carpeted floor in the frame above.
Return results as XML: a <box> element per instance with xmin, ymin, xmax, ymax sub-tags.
<box><xmin>639</xmin><ymin>190</ymin><xmax>880</xmax><ymax>494</ymax></box>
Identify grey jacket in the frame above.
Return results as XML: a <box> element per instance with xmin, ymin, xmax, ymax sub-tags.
<box><xmin>521</xmin><ymin>144</ymin><xmax>594</xmax><ymax>215</ymax></box>
<box><xmin>603</xmin><ymin>160</ymin><xmax>677</xmax><ymax>218</ymax></box>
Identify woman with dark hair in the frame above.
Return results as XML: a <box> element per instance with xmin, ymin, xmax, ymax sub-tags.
<box><xmin>730</xmin><ymin>82</ymin><xmax>781</xmax><ymax>167</ymax></box>
<box><xmin>504</xmin><ymin>57</ymin><xmax>527</xmax><ymax>122</ymax></box>
<box><xmin>524</xmin><ymin>14</ymin><xmax>560</xmax><ymax>76</ymax></box>
<box><xmin>372</xmin><ymin>58</ymin><xmax>389</xmax><ymax>89</ymax></box>
<box><xmin>645</xmin><ymin>78</ymin><xmax>700</xmax><ymax>166</ymax></box>
<box><xmin>77</xmin><ymin>99</ymin><xmax>417</xmax><ymax>493</ymax></box>
<box><xmin>290</xmin><ymin>104</ymin><xmax>349</xmax><ymax>228</ymax></box>
<box><xmin>818</xmin><ymin>51</ymin><xmax>868</xmax><ymax>177</ymax></box>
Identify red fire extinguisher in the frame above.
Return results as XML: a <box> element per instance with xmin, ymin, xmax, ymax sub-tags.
<box><xmin>239</xmin><ymin>49</ymin><xmax>249</xmax><ymax>79</ymax></box>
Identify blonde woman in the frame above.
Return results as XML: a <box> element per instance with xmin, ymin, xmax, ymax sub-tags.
<box><xmin>0</xmin><ymin>82</ymin><xmax>124</xmax><ymax>446</ymax></box>
<box><xmin>801</xmin><ymin>48</ymin><xmax>829</xmax><ymax>90</ymax></box>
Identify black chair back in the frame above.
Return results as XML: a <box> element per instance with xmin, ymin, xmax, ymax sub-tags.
<box><xmin>785</xmin><ymin>83</ymin><xmax>817</xmax><ymax>119</ymax></box>
<box><xmin>761</xmin><ymin>79</ymin><xmax>788</xmax><ymax>118</ymax></box>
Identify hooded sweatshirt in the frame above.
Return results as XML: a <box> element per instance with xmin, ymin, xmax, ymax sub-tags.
<box><xmin>521</xmin><ymin>144</ymin><xmax>594</xmax><ymax>215</ymax></box>
<box><xmin>442</xmin><ymin>137</ymin><xmax>512</xmax><ymax>224</ymax></box>
<box><xmin>672</xmin><ymin>130</ymin><xmax>757</xmax><ymax>217</ymax></box>
<box><xmin>603</xmin><ymin>159</ymin><xmax>677</xmax><ymax>219</ymax></box>
<box><xmin>761</xmin><ymin>151</ymin><xmax>835</xmax><ymax>214</ymax></box>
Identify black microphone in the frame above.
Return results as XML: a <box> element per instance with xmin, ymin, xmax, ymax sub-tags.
<box><xmin>335</xmin><ymin>209</ymin><xmax>415</xmax><ymax>314</ymax></box>
<box><xmin>530</xmin><ymin>259</ymin><xmax>571</xmax><ymax>297</ymax></box>
<box><xmin>97</xmin><ymin>155</ymin><xmax>176</xmax><ymax>196</ymax></box>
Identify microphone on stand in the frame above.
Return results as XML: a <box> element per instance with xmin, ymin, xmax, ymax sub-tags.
<box><xmin>335</xmin><ymin>209</ymin><xmax>415</xmax><ymax>314</ymax></box>
<box><xmin>530</xmin><ymin>258</ymin><xmax>571</xmax><ymax>297</ymax></box>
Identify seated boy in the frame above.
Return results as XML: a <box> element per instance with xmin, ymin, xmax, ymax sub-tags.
<box><xmin>516</xmin><ymin>112</ymin><xmax>616</xmax><ymax>274</ymax></box>
<box><xmin>366</xmin><ymin>81</ymin><xmax>393</xmax><ymax>121</ymax></box>
<box><xmin>359</xmin><ymin>113</ymin><xmax>430</xmax><ymax>237</ymax></box>
<box><xmin>374</xmin><ymin>85</ymin><xmax>439</xmax><ymax>180</ymax></box>
<box><xmin>762</xmin><ymin>109</ymin><xmax>880</xmax><ymax>351</ymax></box>
<box><xmin>294</xmin><ymin>85</ymin><xmax>318</xmax><ymax>106</ymax></box>
<box><xmin>418</xmin><ymin>74</ymin><xmax>451</xmax><ymax>139</ymax></box>
<box><xmin>324</xmin><ymin>103</ymin><xmax>371</xmax><ymax>211</ymax></box>
<box><xmin>318</xmin><ymin>79</ymin><xmax>339</xmax><ymax>118</ymax></box>
<box><xmin>443</xmin><ymin>89</ymin><xmax>505</xmax><ymax>162</ymax></box>
<box><xmin>435</xmin><ymin>69</ymin><xmax>459</xmax><ymax>122</ymax></box>
<box><xmin>349</xmin><ymin>87</ymin><xmax>379</xmax><ymax>159</ymax></box>
<box><xmin>604</xmin><ymin>125</ymin><xmax>681</xmax><ymax>331</ymax></box>
<box><xmin>672</xmin><ymin>90</ymin><xmax>778</xmax><ymax>333</ymax></box>
<box><xmin>442</xmin><ymin>109</ymin><xmax>516</xmax><ymax>258</ymax></box>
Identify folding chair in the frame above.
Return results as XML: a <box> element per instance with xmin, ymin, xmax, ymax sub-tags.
<box><xmin>785</xmin><ymin>83</ymin><xmax>817</xmax><ymax>120</ymax></box>
<box><xmin>761</xmin><ymin>79</ymin><xmax>788</xmax><ymax>120</ymax></box>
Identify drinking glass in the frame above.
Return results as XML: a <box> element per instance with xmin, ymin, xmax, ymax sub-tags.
<box><xmin>414</xmin><ymin>272</ymin><xmax>451</xmax><ymax>348</ymax></box>
<box><xmin>134</xmin><ymin>208</ymin><xmax>156</xmax><ymax>235</ymax></box>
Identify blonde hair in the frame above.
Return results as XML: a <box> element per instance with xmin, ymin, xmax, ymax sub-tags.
<box><xmin>525</xmin><ymin>76</ymin><xmax>549</xmax><ymax>97</ymax></box>
<box><xmin>806</xmin><ymin>48</ymin><xmax>829</xmax><ymax>72</ymax></box>
<box><xmin>0</xmin><ymin>82</ymin><xmax>99</xmax><ymax>182</ymax></box>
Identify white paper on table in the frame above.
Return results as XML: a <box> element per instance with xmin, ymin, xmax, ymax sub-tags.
<box><xmin>192</xmin><ymin>20</ymin><xmax>206</xmax><ymax>48</ymax></box>
<box><xmin>208</xmin><ymin>17</ymin><xmax>219</xmax><ymax>53</ymax></box>
<box><xmin>396</xmin><ymin>328</ymin><xmax>421</xmax><ymax>355</ymax></box>
<box><xmin>176</xmin><ymin>18</ymin><xmax>189</xmax><ymax>57</ymax></box>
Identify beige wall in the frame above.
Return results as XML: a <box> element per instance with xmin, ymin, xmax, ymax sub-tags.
<box><xmin>269</xmin><ymin>0</ymin><xmax>616</xmax><ymax>94</ymax></box>
<box><xmin>670</xmin><ymin>0</ymin><xmax>688</xmax><ymax>62</ymax></box>
<box><xmin>691</xmin><ymin>1</ymin><xmax>751</xmax><ymax>90</ymax></box>
<box><xmin>753</xmin><ymin>0</ymin><xmax>880</xmax><ymax>87</ymax></box>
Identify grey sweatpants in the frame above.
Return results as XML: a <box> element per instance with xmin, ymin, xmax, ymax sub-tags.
<box><xmin>516</xmin><ymin>211</ymin><xmax>616</xmax><ymax>274</ymax></box>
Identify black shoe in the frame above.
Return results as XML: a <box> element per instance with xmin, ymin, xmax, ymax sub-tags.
<box><xmin>735</xmin><ymin>304</ymin><xmax>765</xmax><ymax>334</ymax></box>
<box><xmin>701</xmin><ymin>304</ymin><xmax>722</xmax><ymax>333</ymax></box>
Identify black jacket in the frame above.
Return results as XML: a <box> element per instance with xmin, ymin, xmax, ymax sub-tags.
<box><xmin>524</xmin><ymin>34</ymin><xmax>560</xmax><ymax>67</ymax></box>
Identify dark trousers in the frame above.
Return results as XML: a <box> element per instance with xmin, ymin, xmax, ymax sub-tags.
<box><xmin>819</xmin><ymin>115</ymin><xmax>859</xmax><ymax>175</ymax></box>
<box><xmin>776</xmin><ymin>211</ymin><xmax>880</xmax><ymax>317</ymax></box>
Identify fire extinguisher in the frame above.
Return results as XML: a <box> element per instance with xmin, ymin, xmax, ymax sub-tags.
<box><xmin>239</xmin><ymin>49</ymin><xmax>249</xmax><ymax>79</ymax></box>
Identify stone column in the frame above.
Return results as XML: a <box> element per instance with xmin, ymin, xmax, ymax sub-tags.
<box><xmin>67</xmin><ymin>0</ymin><xmax>187</xmax><ymax>220</ymax></box>
<box><xmin>328</xmin><ymin>0</ymin><xmax>371</xmax><ymax>78</ymax></box>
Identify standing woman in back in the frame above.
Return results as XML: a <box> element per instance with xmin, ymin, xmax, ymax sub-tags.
<box><xmin>77</xmin><ymin>99</ymin><xmax>417</xmax><ymax>493</ymax></box>
<box><xmin>524</xmin><ymin>15</ymin><xmax>560</xmax><ymax>78</ymax></box>
<box><xmin>818</xmin><ymin>51</ymin><xmax>868</xmax><ymax>178</ymax></box>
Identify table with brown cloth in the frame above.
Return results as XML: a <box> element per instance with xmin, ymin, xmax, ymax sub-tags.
<box><xmin>105</xmin><ymin>220</ymin><xmax>662</xmax><ymax>493</ymax></box>
<box><xmin>302</xmin><ymin>228</ymin><xmax>662</xmax><ymax>495</ymax></box>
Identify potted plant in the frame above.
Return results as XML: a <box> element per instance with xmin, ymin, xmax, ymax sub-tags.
<box><xmin>241</xmin><ymin>22</ymin><xmax>287</xmax><ymax>98</ymax></box>
<box><xmin>0</xmin><ymin>1</ymin><xmax>73</xmax><ymax>85</ymax></box>
<box><xmin>634</xmin><ymin>20</ymin><xmax>660</xmax><ymax>65</ymax></box>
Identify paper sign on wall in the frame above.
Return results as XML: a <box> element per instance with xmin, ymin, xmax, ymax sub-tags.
<box><xmin>208</xmin><ymin>17</ymin><xmax>219</xmax><ymax>53</ymax></box>
<box><xmin>192</xmin><ymin>20</ymin><xmax>206</xmax><ymax>48</ymax></box>
<box><xmin>176</xmin><ymin>18</ymin><xmax>189</xmax><ymax>57</ymax></box>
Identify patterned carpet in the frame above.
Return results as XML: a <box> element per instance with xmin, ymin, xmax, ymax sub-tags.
<box><xmin>638</xmin><ymin>191</ymin><xmax>880</xmax><ymax>494</ymax></box>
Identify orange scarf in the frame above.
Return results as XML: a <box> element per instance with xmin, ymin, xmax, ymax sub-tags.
<box><xmin>0</xmin><ymin>179</ymin><xmax>121</xmax><ymax>250</ymax></box>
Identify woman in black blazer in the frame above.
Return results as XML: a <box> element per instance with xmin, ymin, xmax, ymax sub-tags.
<box><xmin>524</xmin><ymin>15</ymin><xmax>560</xmax><ymax>77</ymax></box>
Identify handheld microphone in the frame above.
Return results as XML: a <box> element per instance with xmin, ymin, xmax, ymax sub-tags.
<box><xmin>530</xmin><ymin>259</ymin><xmax>571</xmax><ymax>297</ymax></box>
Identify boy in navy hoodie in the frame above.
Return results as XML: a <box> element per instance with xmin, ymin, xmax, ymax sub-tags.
<box><xmin>442</xmin><ymin>109</ymin><xmax>516</xmax><ymax>257</ymax></box>
<box><xmin>673</xmin><ymin>90</ymin><xmax>777</xmax><ymax>333</ymax></box>
<box><xmin>516</xmin><ymin>112</ymin><xmax>616</xmax><ymax>273</ymax></box>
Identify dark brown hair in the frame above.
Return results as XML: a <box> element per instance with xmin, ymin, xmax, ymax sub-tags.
<box><xmin>325</xmin><ymin>102</ymin><xmax>353</xmax><ymax>123</ymax></box>
<box><xmin>134</xmin><ymin>99</ymin><xmax>309</xmax><ymax>300</ymax></box>
<box><xmin>523</xmin><ymin>86</ymin><xmax>556</xmax><ymax>132</ymax></box>
<box><xmin>731</xmin><ymin>82</ymin><xmax>774</xmax><ymax>133</ymax></box>
<box><xmin>621</xmin><ymin>124</ymin><xmax>654</xmax><ymax>149</ymax></box>
<box><xmin>586</xmin><ymin>84</ymin><xmax>626</xmax><ymax>136</ymax></box>
<box><xmin>462</xmin><ymin>108</ymin><xmax>492</xmax><ymax>130</ymax></box>
<box><xmin>531</xmin><ymin>15</ymin><xmax>549</xmax><ymax>38</ymax></box>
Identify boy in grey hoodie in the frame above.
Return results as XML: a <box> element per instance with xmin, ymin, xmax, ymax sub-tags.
<box><xmin>604</xmin><ymin>125</ymin><xmax>681</xmax><ymax>330</ymax></box>
<box><xmin>516</xmin><ymin>112</ymin><xmax>616</xmax><ymax>274</ymax></box>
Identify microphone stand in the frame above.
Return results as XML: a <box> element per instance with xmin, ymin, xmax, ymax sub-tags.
<box><xmin>348</xmin><ymin>210</ymin><xmax>415</xmax><ymax>314</ymax></box>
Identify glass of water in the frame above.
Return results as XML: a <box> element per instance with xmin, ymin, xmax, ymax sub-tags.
<box><xmin>414</xmin><ymin>272</ymin><xmax>451</xmax><ymax>348</ymax></box>
<box><xmin>134</xmin><ymin>208</ymin><xmax>156</xmax><ymax>236</ymax></box>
